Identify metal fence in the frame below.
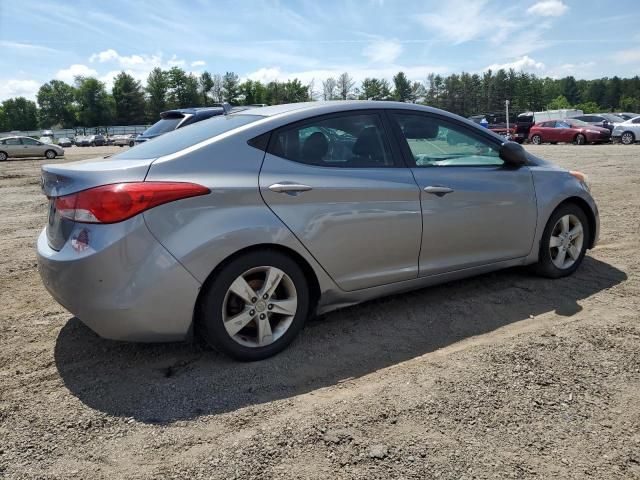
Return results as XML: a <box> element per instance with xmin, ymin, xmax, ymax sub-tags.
<box><xmin>0</xmin><ymin>124</ymin><xmax>150</xmax><ymax>139</ymax></box>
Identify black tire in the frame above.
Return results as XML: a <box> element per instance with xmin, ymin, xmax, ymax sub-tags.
<box><xmin>574</xmin><ymin>133</ymin><xmax>586</xmax><ymax>145</ymax></box>
<box><xmin>129</xmin><ymin>141</ymin><xmax>135</xmax><ymax>147</ymax></box>
<box><xmin>90</xmin><ymin>142</ymin><xmax>96</xmax><ymax>147</ymax></box>
<box><xmin>550</xmin><ymin>141</ymin><xmax>558</xmax><ymax>145</ymax></box>
<box><xmin>0</xmin><ymin>151</ymin><xmax>7</xmax><ymax>161</ymax></box>
<box><xmin>621</xmin><ymin>131</ymin><xmax>635</xmax><ymax>145</ymax></box>
<box><xmin>44</xmin><ymin>150</ymin><xmax>56</xmax><ymax>159</ymax></box>
<box><xmin>535</xmin><ymin>203</ymin><xmax>590</xmax><ymax>279</ymax></box>
<box><xmin>531</xmin><ymin>134</ymin><xmax>542</xmax><ymax>145</ymax></box>
<box><xmin>198</xmin><ymin>250</ymin><xmax>310</xmax><ymax>361</ymax></box>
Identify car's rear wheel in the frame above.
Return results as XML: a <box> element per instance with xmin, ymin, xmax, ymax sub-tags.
<box><xmin>535</xmin><ymin>203</ymin><xmax>589</xmax><ymax>278</ymax></box>
<box><xmin>621</xmin><ymin>131</ymin><xmax>635</xmax><ymax>145</ymax></box>
<box><xmin>198</xmin><ymin>250</ymin><xmax>310</xmax><ymax>361</ymax></box>
<box><xmin>45</xmin><ymin>150</ymin><xmax>56</xmax><ymax>159</ymax></box>
<box><xmin>531</xmin><ymin>134</ymin><xmax>542</xmax><ymax>145</ymax></box>
<box><xmin>0</xmin><ymin>151</ymin><xmax>7</xmax><ymax>161</ymax></box>
<box><xmin>129</xmin><ymin>141</ymin><xmax>135</xmax><ymax>147</ymax></box>
<box><xmin>574</xmin><ymin>134</ymin><xmax>586</xmax><ymax>145</ymax></box>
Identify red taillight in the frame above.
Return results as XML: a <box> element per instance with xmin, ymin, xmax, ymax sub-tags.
<box><xmin>54</xmin><ymin>182</ymin><xmax>210</xmax><ymax>224</ymax></box>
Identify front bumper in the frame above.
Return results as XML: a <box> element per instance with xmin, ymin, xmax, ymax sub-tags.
<box><xmin>37</xmin><ymin>216</ymin><xmax>201</xmax><ymax>342</ymax></box>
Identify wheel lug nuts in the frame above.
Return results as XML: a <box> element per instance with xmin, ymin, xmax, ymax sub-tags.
<box><xmin>260</xmin><ymin>314</ymin><xmax>266</xmax><ymax>320</ymax></box>
<box><xmin>250</xmin><ymin>310</ymin><xmax>255</xmax><ymax>316</ymax></box>
<box><xmin>268</xmin><ymin>304</ymin><xmax>273</xmax><ymax>310</ymax></box>
<box><xmin>263</xmin><ymin>294</ymin><xmax>268</xmax><ymax>300</ymax></box>
<box><xmin>251</xmin><ymin>297</ymin><xmax>257</xmax><ymax>303</ymax></box>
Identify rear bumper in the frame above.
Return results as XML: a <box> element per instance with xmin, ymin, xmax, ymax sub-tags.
<box><xmin>36</xmin><ymin>217</ymin><xmax>201</xmax><ymax>342</ymax></box>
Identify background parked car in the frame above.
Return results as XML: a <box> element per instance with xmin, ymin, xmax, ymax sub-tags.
<box><xmin>75</xmin><ymin>136</ymin><xmax>90</xmax><ymax>147</ymax></box>
<box><xmin>57</xmin><ymin>137</ymin><xmax>73</xmax><ymax>148</ymax></box>
<box><xmin>611</xmin><ymin>116</ymin><xmax>640</xmax><ymax>144</ymax></box>
<box><xmin>38</xmin><ymin>136</ymin><xmax>53</xmax><ymax>144</ymax></box>
<box><xmin>0</xmin><ymin>136</ymin><xmax>64</xmax><ymax>160</ymax></box>
<box><xmin>529</xmin><ymin>119</ymin><xmax>611</xmax><ymax>145</ymax></box>
<box><xmin>87</xmin><ymin>134</ymin><xmax>105</xmax><ymax>146</ymax></box>
<box><xmin>571</xmin><ymin>113</ymin><xmax>625</xmax><ymax>132</ymax></box>
<box><xmin>615</xmin><ymin>112</ymin><xmax>640</xmax><ymax>121</ymax></box>
<box><xmin>113</xmin><ymin>134</ymin><xmax>136</xmax><ymax>147</ymax></box>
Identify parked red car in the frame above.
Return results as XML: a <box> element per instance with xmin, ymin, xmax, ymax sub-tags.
<box><xmin>529</xmin><ymin>119</ymin><xmax>611</xmax><ymax>145</ymax></box>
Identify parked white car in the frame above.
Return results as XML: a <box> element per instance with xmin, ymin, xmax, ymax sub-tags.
<box><xmin>612</xmin><ymin>116</ymin><xmax>640</xmax><ymax>145</ymax></box>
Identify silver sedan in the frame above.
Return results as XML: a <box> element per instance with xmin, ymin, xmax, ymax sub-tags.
<box><xmin>612</xmin><ymin>116</ymin><xmax>640</xmax><ymax>144</ymax></box>
<box><xmin>37</xmin><ymin>101</ymin><xmax>599</xmax><ymax>360</ymax></box>
<box><xmin>0</xmin><ymin>136</ymin><xmax>64</xmax><ymax>161</ymax></box>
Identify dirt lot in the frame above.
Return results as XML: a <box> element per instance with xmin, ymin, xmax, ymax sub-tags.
<box><xmin>1</xmin><ymin>144</ymin><xmax>639</xmax><ymax>479</ymax></box>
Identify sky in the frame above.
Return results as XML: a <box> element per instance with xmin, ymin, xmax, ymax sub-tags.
<box><xmin>0</xmin><ymin>0</ymin><xmax>639</xmax><ymax>101</ymax></box>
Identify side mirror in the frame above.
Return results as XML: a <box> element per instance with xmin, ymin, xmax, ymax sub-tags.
<box><xmin>499</xmin><ymin>141</ymin><xmax>527</xmax><ymax>167</ymax></box>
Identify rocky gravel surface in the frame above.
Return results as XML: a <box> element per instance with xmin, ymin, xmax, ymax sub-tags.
<box><xmin>0</xmin><ymin>144</ymin><xmax>639</xmax><ymax>479</ymax></box>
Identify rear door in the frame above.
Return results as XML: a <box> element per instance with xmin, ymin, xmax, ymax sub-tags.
<box><xmin>388</xmin><ymin>111</ymin><xmax>537</xmax><ymax>276</ymax></box>
<box><xmin>259</xmin><ymin>111</ymin><xmax>422</xmax><ymax>291</ymax></box>
<box><xmin>3</xmin><ymin>137</ymin><xmax>24</xmax><ymax>157</ymax></box>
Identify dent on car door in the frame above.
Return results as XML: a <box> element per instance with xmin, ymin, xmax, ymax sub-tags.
<box><xmin>388</xmin><ymin>112</ymin><xmax>538</xmax><ymax>276</ymax></box>
<box><xmin>259</xmin><ymin>111</ymin><xmax>422</xmax><ymax>291</ymax></box>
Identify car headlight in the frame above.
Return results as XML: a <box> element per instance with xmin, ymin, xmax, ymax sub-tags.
<box><xmin>570</xmin><ymin>170</ymin><xmax>590</xmax><ymax>191</ymax></box>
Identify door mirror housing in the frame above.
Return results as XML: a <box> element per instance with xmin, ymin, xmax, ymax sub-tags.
<box><xmin>499</xmin><ymin>141</ymin><xmax>527</xmax><ymax>167</ymax></box>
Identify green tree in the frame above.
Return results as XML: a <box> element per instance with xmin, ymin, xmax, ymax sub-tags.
<box><xmin>36</xmin><ymin>80</ymin><xmax>76</xmax><ymax>128</ymax></box>
<box><xmin>222</xmin><ymin>72</ymin><xmax>241</xmax><ymax>103</ymax></box>
<box><xmin>2</xmin><ymin>97</ymin><xmax>39</xmax><ymax>130</ymax></box>
<box><xmin>146</xmin><ymin>67</ymin><xmax>168</xmax><ymax>120</ymax></box>
<box><xmin>547</xmin><ymin>95</ymin><xmax>571</xmax><ymax>110</ymax></box>
<box><xmin>560</xmin><ymin>76</ymin><xmax>579</xmax><ymax>104</ymax></box>
<box><xmin>0</xmin><ymin>105</ymin><xmax>8</xmax><ymax>131</ymax></box>
<box><xmin>393</xmin><ymin>72</ymin><xmax>412</xmax><ymax>102</ymax></box>
<box><xmin>112</xmin><ymin>72</ymin><xmax>146</xmax><ymax>125</ymax></box>
<box><xmin>75</xmin><ymin>77</ymin><xmax>113</xmax><ymax>127</ymax></box>
<box><xmin>199</xmin><ymin>71</ymin><xmax>214</xmax><ymax>105</ymax></box>
<box><xmin>573</xmin><ymin>101</ymin><xmax>600</xmax><ymax>113</ymax></box>
<box><xmin>166</xmin><ymin>67</ymin><xmax>200</xmax><ymax>108</ymax></box>
<box><xmin>239</xmin><ymin>79</ymin><xmax>267</xmax><ymax>105</ymax></box>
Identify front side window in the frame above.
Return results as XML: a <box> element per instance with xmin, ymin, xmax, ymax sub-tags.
<box><xmin>21</xmin><ymin>137</ymin><xmax>40</xmax><ymax>145</ymax></box>
<box><xmin>392</xmin><ymin>113</ymin><xmax>503</xmax><ymax>167</ymax></box>
<box><xmin>269</xmin><ymin>113</ymin><xmax>394</xmax><ymax>167</ymax></box>
<box><xmin>556</xmin><ymin>121</ymin><xmax>570</xmax><ymax>128</ymax></box>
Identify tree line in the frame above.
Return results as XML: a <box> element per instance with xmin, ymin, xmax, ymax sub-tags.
<box><xmin>1</xmin><ymin>66</ymin><xmax>639</xmax><ymax>131</ymax></box>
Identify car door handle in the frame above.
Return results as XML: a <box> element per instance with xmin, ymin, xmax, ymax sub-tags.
<box><xmin>424</xmin><ymin>186</ymin><xmax>454</xmax><ymax>196</ymax></box>
<box><xmin>268</xmin><ymin>183</ymin><xmax>313</xmax><ymax>193</ymax></box>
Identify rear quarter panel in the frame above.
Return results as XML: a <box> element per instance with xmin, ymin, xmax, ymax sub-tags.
<box><xmin>142</xmin><ymin>132</ymin><xmax>339</xmax><ymax>298</ymax></box>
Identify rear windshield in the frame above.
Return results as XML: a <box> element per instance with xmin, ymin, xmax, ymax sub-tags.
<box><xmin>113</xmin><ymin>114</ymin><xmax>262</xmax><ymax>160</ymax></box>
<box><xmin>142</xmin><ymin>117</ymin><xmax>184</xmax><ymax>137</ymax></box>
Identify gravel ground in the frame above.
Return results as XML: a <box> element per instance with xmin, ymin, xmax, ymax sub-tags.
<box><xmin>0</xmin><ymin>144</ymin><xmax>639</xmax><ymax>479</ymax></box>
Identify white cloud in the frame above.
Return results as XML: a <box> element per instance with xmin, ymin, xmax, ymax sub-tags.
<box><xmin>0</xmin><ymin>79</ymin><xmax>41</xmax><ymax>101</ymax></box>
<box><xmin>485</xmin><ymin>55</ymin><xmax>546</xmax><ymax>72</ymax></box>
<box><xmin>191</xmin><ymin>60</ymin><xmax>206</xmax><ymax>67</ymax></box>
<box><xmin>613</xmin><ymin>48</ymin><xmax>640</xmax><ymax>64</ymax></box>
<box><xmin>89</xmin><ymin>49</ymin><xmax>119</xmax><ymax>63</ymax></box>
<box><xmin>0</xmin><ymin>41</ymin><xmax>61</xmax><ymax>54</ymax></box>
<box><xmin>527</xmin><ymin>0</ymin><xmax>568</xmax><ymax>17</ymax></box>
<box><xmin>363</xmin><ymin>39</ymin><xmax>403</xmax><ymax>64</ymax></box>
<box><xmin>55</xmin><ymin>64</ymin><xmax>98</xmax><ymax>83</ymax></box>
<box><xmin>416</xmin><ymin>0</ymin><xmax>517</xmax><ymax>45</ymax></box>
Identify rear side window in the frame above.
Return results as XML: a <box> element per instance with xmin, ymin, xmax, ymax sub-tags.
<box><xmin>269</xmin><ymin>113</ymin><xmax>395</xmax><ymax>168</ymax></box>
<box><xmin>4</xmin><ymin>138</ymin><xmax>22</xmax><ymax>145</ymax></box>
<box><xmin>113</xmin><ymin>114</ymin><xmax>262</xmax><ymax>160</ymax></box>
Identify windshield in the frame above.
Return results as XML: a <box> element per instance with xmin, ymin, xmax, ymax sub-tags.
<box><xmin>601</xmin><ymin>114</ymin><xmax>625</xmax><ymax>123</ymax></box>
<box><xmin>142</xmin><ymin>117</ymin><xmax>184</xmax><ymax>137</ymax></box>
<box><xmin>113</xmin><ymin>114</ymin><xmax>263</xmax><ymax>160</ymax></box>
<box><xmin>568</xmin><ymin>119</ymin><xmax>590</xmax><ymax>127</ymax></box>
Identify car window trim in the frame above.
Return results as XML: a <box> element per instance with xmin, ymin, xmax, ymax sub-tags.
<box><xmin>383</xmin><ymin>110</ymin><xmax>507</xmax><ymax>169</ymax></box>
<box><xmin>265</xmin><ymin>109</ymin><xmax>406</xmax><ymax>169</ymax></box>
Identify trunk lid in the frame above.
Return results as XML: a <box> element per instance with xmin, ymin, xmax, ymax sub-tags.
<box><xmin>42</xmin><ymin>156</ymin><xmax>156</xmax><ymax>250</ymax></box>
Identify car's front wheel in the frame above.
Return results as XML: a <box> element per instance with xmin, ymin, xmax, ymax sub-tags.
<box><xmin>198</xmin><ymin>250</ymin><xmax>310</xmax><ymax>361</ymax></box>
<box><xmin>574</xmin><ymin>133</ymin><xmax>586</xmax><ymax>145</ymax></box>
<box><xmin>531</xmin><ymin>134</ymin><xmax>542</xmax><ymax>145</ymax></box>
<box><xmin>45</xmin><ymin>150</ymin><xmax>56</xmax><ymax>159</ymax></box>
<box><xmin>535</xmin><ymin>203</ymin><xmax>589</xmax><ymax>278</ymax></box>
<box><xmin>0</xmin><ymin>151</ymin><xmax>7</xmax><ymax>161</ymax></box>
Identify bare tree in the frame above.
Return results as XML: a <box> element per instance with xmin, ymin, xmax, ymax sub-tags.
<box><xmin>211</xmin><ymin>74</ymin><xmax>223</xmax><ymax>102</ymax></box>
<box><xmin>336</xmin><ymin>72</ymin><xmax>355</xmax><ymax>100</ymax></box>
<box><xmin>322</xmin><ymin>77</ymin><xmax>337</xmax><ymax>101</ymax></box>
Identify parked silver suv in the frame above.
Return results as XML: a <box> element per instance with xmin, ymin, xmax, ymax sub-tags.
<box><xmin>37</xmin><ymin>101</ymin><xmax>599</xmax><ymax>360</ymax></box>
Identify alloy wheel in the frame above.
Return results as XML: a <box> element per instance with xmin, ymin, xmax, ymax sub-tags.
<box><xmin>45</xmin><ymin>150</ymin><xmax>55</xmax><ymax>159</ymax></box>
<box><xmin>549</xmin><ymin>214</ymin><xmax>584</xmax><ymax>269</ymax></box>
<box><xmin>621</xmin><ymin>132</ymin><xmax>634</xmax><ymax>145</ymax></box>
<box><xmin>575</xmin><ymin>134</ymin><xmax>586</xmax><ymax>145</ymax></box>
<box><xmin>222</xmin><ymin>266</ymin><xmax>298</xmax><ymax>348</ymax></box>
<box><xmin>532</xmin><ymin>135</ymin><xmax>542</xmax><ymax>145</ymax></box>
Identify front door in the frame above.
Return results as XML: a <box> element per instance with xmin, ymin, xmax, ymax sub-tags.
<box><xmin>388</xmin><ymin>112</ymin><xmax>538</xmax><ymax>276</ymax></box>
<box><xmin>259</xmin><ymin>111</ymin><xmax>422</xmax><ymax>291</ymax></box>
